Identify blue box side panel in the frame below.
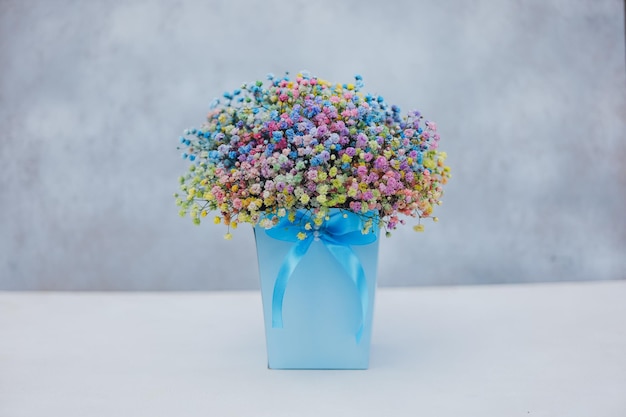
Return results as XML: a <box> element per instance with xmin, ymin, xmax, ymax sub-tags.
<box><xmin>254</xmin><ymin>226</ymin><xmax>380</xmax><ymax>369</ymax></box>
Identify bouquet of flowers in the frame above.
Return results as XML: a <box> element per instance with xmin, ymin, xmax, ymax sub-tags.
<box><xmin>175</xmin><ymin>72</ymin><xmax>450</xmax><ymax>239</ymax></box>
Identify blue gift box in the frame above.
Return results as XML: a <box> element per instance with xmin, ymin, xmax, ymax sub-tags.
<box><xmin>254</xmin><ymin>210</ymin><xmax>380</xmax><ymax>369</ymax></box>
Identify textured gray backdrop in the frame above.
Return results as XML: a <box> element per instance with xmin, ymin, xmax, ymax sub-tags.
<box><xmin>1</xmin><ymin>0</ymin><xmax>625</xmax><ymax>290</ymax></box>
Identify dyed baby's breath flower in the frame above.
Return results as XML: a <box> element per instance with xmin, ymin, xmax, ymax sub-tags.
<box><xmin>175</xmin><ymin>72</ymin><xmax>450</xmax><ymax>236</ymax></box>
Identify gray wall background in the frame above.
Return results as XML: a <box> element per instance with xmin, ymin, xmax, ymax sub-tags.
<box><xmin>1</xmin><ymin>0</ymin><xmax>624</xmax><ymax>290</ymax></box>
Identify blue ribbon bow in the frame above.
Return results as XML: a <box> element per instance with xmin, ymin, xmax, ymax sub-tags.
<box><xmin>265</xmin><ymin>210</ymin><xmax>378</xmax><ymax>342</ymax></box>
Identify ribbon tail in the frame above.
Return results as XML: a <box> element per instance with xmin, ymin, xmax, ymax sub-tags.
<box><xmin>272</xmin><ymin>237</ymin><xmax>313</xmax><ymax>328</ymax></box>
<box><xmin>324</xmin><ymin>242</ymin><xmax>368</xmax><ymax>343</ymax></box>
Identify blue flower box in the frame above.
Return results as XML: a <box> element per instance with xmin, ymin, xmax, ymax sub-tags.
<box><xmin>254</xmin><ymin>210</ymin><xmax>380</xmax><ymax>369</ymax></box>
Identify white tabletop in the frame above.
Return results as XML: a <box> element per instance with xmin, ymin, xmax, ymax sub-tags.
<box><xmin>1</xmin><ymin>281</ymin><xmax>625</xmax><ymax>417</ymax></box>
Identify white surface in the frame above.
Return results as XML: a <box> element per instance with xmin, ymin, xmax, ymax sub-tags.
<box><xmin>1</xmin><ymin>281</ymin><xmax>625</xmax><ymax>416</ymax></box>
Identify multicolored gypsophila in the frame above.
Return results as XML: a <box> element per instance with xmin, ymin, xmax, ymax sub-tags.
<box><xmin>175</xmin><ymin>72</ymin><xmax>450</xmax><ymax>239</ymax></box>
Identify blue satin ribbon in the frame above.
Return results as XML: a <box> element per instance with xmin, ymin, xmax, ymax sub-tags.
<box><xmin>264</xmin><ymin>210</ymin><xmax>378</xmax><ymax>343</ymax></box>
